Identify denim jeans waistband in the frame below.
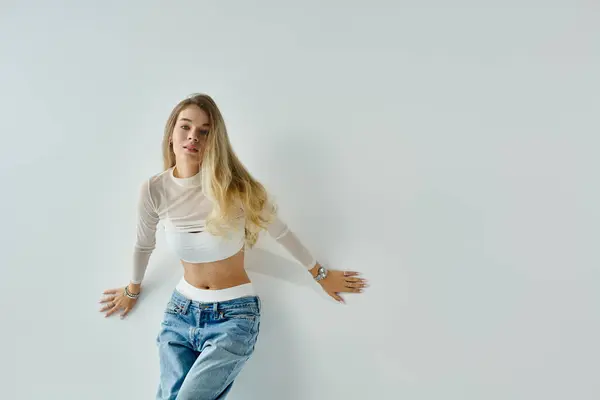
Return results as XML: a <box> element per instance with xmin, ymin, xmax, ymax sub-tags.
<box><xmin>170</xmin><ymin>285</ymin><xmax>260</xmax><ymax>314</ymax></box>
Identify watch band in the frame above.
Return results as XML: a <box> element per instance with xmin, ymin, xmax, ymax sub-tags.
<box><xmin>315</xmin><ymin>265</ymin><xmax>328</xmax><ymax>282</ymax></box>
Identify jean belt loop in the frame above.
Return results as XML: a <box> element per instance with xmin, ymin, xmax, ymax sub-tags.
<box><xmin>213</xmin><ymin>302</ymin><xmax>218</xmax><ymax>313</ymax></box>
<box><xmin>182</xmin><ymin>299</ymin><xmax>191</xmax><ymax>314</ymax></box>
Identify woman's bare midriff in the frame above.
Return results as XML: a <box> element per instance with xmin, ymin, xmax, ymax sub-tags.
<box><xmin>181</xmin><ymin>249</ymin><xmax>250</xmax><ymax>290</ymax></box>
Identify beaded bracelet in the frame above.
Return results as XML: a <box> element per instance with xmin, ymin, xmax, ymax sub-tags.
<box><xmin>124</xmin><ymin>285</ymin><xmax>140</xmax><ymax>299</ymax></box>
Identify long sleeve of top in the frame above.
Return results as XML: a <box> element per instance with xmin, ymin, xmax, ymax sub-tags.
<box><xmin>264</xmin><ymin>208</ymin><xmax>317</xmax><ymax>269</ymax></box>
<box><xmin>131</xmin><ymin>179</ymin><xmax>159</xmax><ymax>284</ymax></box>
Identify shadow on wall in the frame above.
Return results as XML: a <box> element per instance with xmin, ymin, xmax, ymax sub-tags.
<box><xmin>227</xmin><ymin>129</ymin><xmax>346</xmax><ymax>399</ymax></box>
<box><xmin>237</xmin><ymin>248</ymin><xmax>332</xmax><ymax>400</ymax></box>
<box><xmin>244</xmin><ymin>247</ymin><xmax>318</xmax><ymax>287</ymax></box>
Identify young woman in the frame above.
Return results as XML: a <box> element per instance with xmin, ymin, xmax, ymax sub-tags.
<box><xmin>98</xmin><ymin>93</ymin><xmax>369</xmax><ymax>399</ymax></box>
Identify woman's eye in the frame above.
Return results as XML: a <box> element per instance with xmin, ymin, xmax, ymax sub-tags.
<box><xmin>200</xmin><ymin>129</ymin><xmax>209</xmax><ymax>136</ymax></box>
<box><xmin>181</xmin><ymin>125</ymin><xmax>190</xmax><ymax>130</ymax></box>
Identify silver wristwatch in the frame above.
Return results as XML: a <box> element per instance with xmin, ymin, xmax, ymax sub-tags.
<box><xmin>314</xmin><ymin>265</ymin><xmax>328</xmax><ymax>282</ymax></box>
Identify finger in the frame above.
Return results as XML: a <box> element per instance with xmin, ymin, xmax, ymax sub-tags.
<box><xmin>120</xmin><ymin>307</ymin><xmax>131</xmax><ymax>319</ymax></box>
<box><xmin>101</xmin><ymin>300</ymin><xmax>119</xmax><ymax>311</ymax></box>
<box><xmin>103</xmin><ymin>288</ymin><xmax>119</xmax><ymax>295</ymax></box>
<box><xmin>344</xmin><ymin>280</ymin><xmax>369</xmax><ymax>289</ymax></box>
<box><xmin>344</xmin><ymin>277</ymin><xmax>363</xmax><ymax>282</ymax></box>
<box><xmin>105</xmin><ymin>303</ymin><xmax>120</xmax><ymax>318</ymax></box>
<box><xmin>340</xmin><ymin>285</ymin><xmax>364</xmax><ymax>293</ymax></box>
<box><xmin>98</xmin><ymin>295</ymin><xmax>116</xmax><ymax>304</ymax></box>
<box><xmin>330</xmin><ymin>292</ymin><xmax>345</xmax><ymax>304</ymax></box>
<box><xmin>343</xmin><ymin>271</ymin><xmax>360</xmax><ymax>277</ymax></box>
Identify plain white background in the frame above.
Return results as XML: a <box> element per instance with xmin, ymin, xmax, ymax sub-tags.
<box><xmin>1</xmin><ymin>1</ymin><xmax>599</xmax><ymax>399</ymax></box>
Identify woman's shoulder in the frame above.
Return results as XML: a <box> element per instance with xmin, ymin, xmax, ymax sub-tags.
<box><xmin>138</xmin><ymin>168</ymin><xmax>172</xmax><ymax>198</ymax></box>
<box><xmin>149</xmin><ymin>168</ymin><xmax>171</xmax><ymax>185</ymax></box>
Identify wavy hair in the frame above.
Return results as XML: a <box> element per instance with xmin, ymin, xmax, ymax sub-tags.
<box><xmin>161</xmin><ymin>93</ymin><xmax>276</xmax><ymax>247</ymax></box>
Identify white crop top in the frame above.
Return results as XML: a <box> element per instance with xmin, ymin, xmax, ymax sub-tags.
<box><xmin>131</xmin><ymin>167</ymin><xmax>317</xmax><ymax>284</ymax></box>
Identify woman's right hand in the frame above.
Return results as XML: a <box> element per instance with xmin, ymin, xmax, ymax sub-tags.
<box><xmin>99</xmin><ymin>284</ymin><xmax>140</xmax><ymax>319</ymax></box>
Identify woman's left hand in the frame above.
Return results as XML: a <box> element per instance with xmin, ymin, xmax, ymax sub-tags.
<box><xmin>314</xmin><ymin>265</ymin><xmax>368</xmax><ymax>304</ymax></box>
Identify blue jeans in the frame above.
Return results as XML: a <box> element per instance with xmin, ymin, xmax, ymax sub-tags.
<box><xmin>155</xmin><ymin>289</ymin><xmax>261</xmax><ymax>400</ymax></box>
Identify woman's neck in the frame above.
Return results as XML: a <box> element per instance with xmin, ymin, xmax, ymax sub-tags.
<box><xmin>174</xmin><ymin>162</ymin><xmax>200</xmax><ymax>178</ymax></box>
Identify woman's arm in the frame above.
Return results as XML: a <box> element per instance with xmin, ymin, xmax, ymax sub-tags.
<box><xmin>264</xmin><ymin>205</ymin><xmax>368</xmax><ymax>303</ymax></box>
<box><xmin>265</xmin><ymin>212</ymin><xmax>318</xmax><ymax>270</ymax></box>
<box><xmin>130</xmin><ymin>179</ymin><xmax>159</xmax><ymax>291</ymax></box>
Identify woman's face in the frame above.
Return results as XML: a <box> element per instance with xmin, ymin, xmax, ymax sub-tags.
<box><xmin>171</xmin><ymin>105</ymin><xmax>210</xmax><ymax>163</ymax></box>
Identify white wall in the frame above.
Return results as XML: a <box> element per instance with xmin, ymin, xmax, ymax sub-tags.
<box><xmin>1</xmin><ymin>1</ymin><xmax>598</xmax><ymax>399</ymax></box>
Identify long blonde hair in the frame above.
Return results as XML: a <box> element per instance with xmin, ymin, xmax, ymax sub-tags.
<box><xmin>161</xmin><ymin>93</ymin><xmax>276</xmax><ymax>247</ymax></box>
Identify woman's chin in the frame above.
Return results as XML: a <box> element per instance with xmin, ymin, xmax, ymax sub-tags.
<box><xmin>178</xmin><ymin>151</ymin><xmax>200</xmax><ymax>159</ymax></box>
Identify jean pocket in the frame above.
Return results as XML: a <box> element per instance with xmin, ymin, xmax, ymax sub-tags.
<box><xmin>164</xmin><ymin>301</ymin><xmax>186</xmax><ymax>316</ymax></box>
<box><xmin>221</xmin><ymin>306</ymin><xmax>259</xmax><ymax>322</ymax></box>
